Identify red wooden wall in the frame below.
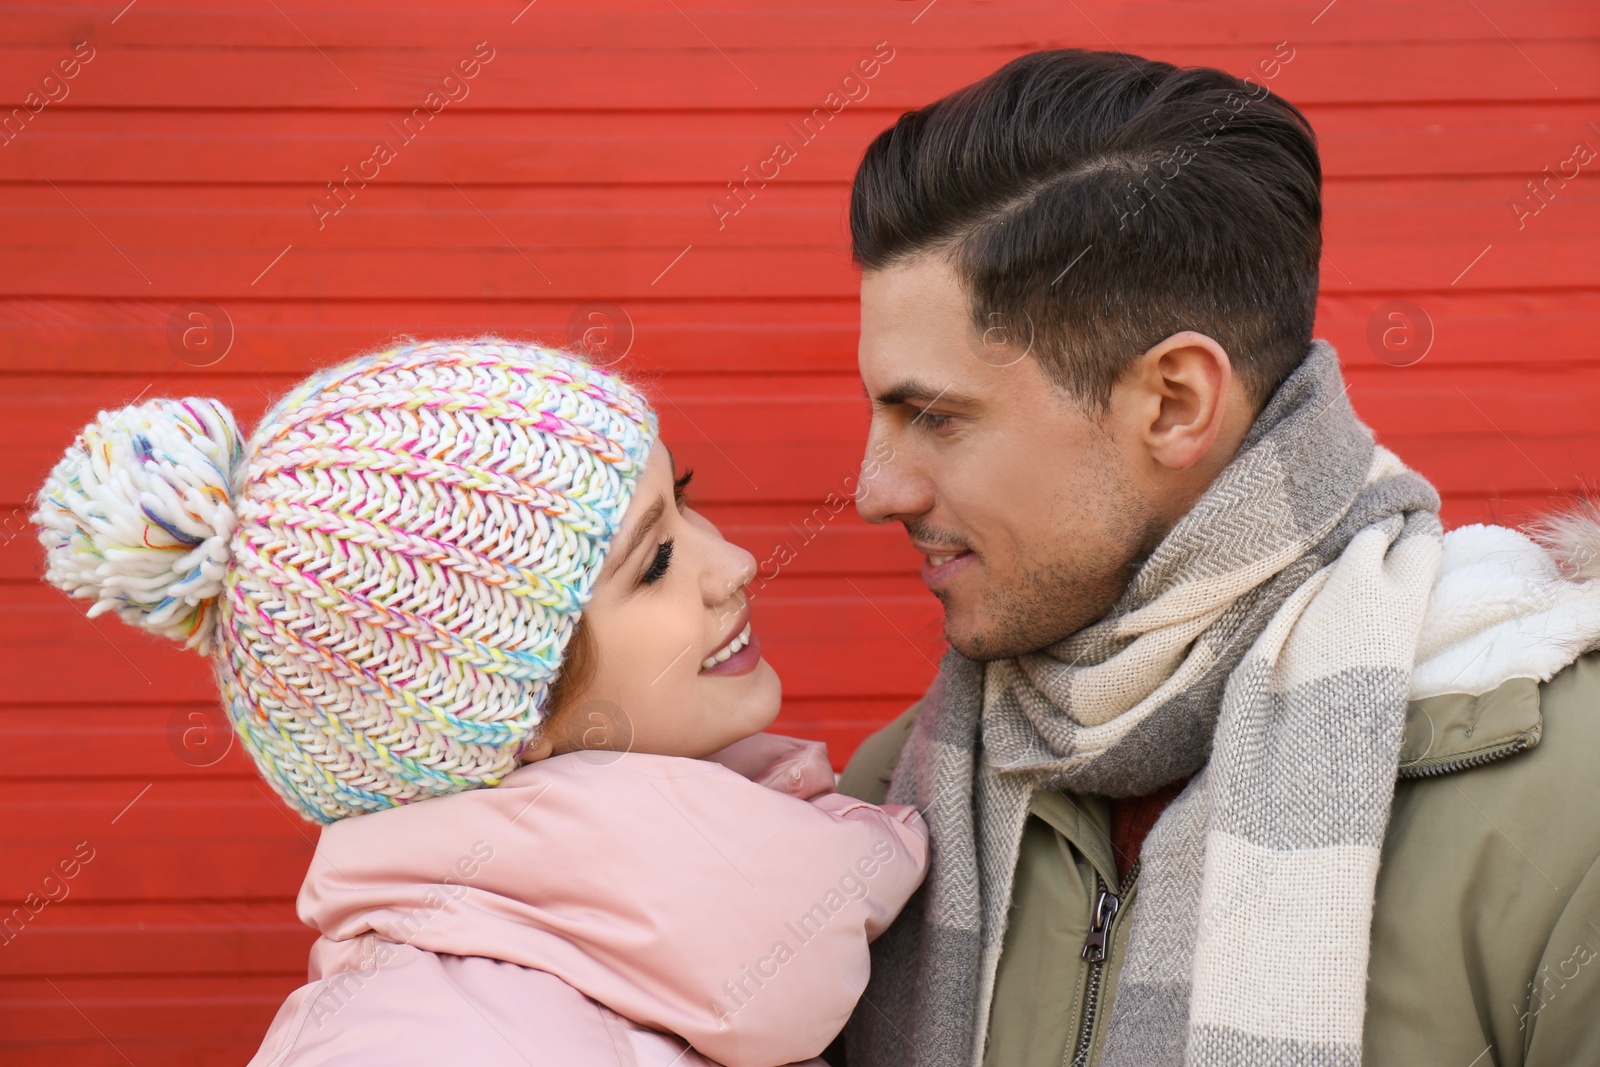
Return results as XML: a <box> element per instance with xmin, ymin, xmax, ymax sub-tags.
<box><xmin>0</xmin><ymin>1</ymin><xmax>1596</xmax><ymax>1062</ymax></box>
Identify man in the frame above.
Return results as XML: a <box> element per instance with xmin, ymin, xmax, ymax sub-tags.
<box><xmin>831</xmin><ymin>49</ymin><xmax>1600</xmax><ymax>1067</ymax></box>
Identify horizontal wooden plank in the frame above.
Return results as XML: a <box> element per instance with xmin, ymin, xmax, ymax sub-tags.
<box><xmin>0</xmin><ymin>1007</ymin><xmax>289</xmax><ymax>1044</ymax></box>
<box><xmin>0</xmin><ymin>297</ymin><xmax>866</xmax><ymax>377</ymax></box>
<box><xmin>0</xmin><ymin>777</ymin><xmax>320</xmax><ymax>833</ymax></box>
<box><xmin>0</xmin><ymin>40</ymin><xmax>1595</xmax><ymax>112</ymax></box>
<box><xmin>1347</xmin><ymin>364</ymin><xmax>1600</xmax><ymax>424</ymax></box>
<box><xmin>1</xmin><ymin>822</ymin><xmax>317</xmax><ymax>901</ymax></box>
<box><xmin>2</xmin><ymin>1</ymin><xmax>1596</xmax><ymax>50</ymax></box>
<box><xmin>0</xmin><ymin>972</ymin><xmax>294</xmax><ymax>1065</ymax></box>
<box><xmin>1380</xmin><ymin>435</ymin><xmax>1599</xmax><ymax>495</ymax></box>
<box><xmin>0</xmin><ymin>975</ymin><xmax>310</xmax><ymax>1003</ymax></box>
<box><xmin>0</xmin><ymin>974</ymin><xmax>294</xmax><ymax>1051</ymax></box>
<box><xmin>1438</xmin><ymin>492</ymin><xmax>1580</xmax><ymax>529</ymax></box>
<box><xmin>0</xmin><ymin>1040</ymin><xmax>273</xmax><ymax>1067</ymax></box>
<box><xmin>0</xmin><ymin>938</ymin><xmax>302</xmax><ymax>981</ymax></box>
<box><xmin>0</xmin><ymin>246</ymin><xmax>859</xmax><ymax>300</ymax></box>
<box><xmin>6</xmin><ymin>288</ymin><xmax>1600</xmax><ymax>376</ymax></box>
<box><xmin>1</xmin><ymin>107</ymin><xmax>1596</xmax><ymax>183</ymax></box>
<box><xmin>0</xmin><ymin>110</ymin><xmax>890</xmax><ymax>186</ymax></box>
<box><xmin>0</xmin><ymin>178</ymin><xmax>1593</xmax><ymax>253</ymax></box>
<box><xmin>0</xmin><ymin>182</ymin><xmax>860</xmax><ymax>249</ymax></box>
<box><xmin>0</xmin><ymin>902</ymin><xmax>311</xmax><ymax>977</ymax></box>
<box><xmin>0</xmin><ymin>234</ymin><xmax>1595</xmax><ymax>300</ymax></box>
<box><xmin>0</xmin><ymin>705</ymin><xmax>263</xmax><ymax>780</ymax></box>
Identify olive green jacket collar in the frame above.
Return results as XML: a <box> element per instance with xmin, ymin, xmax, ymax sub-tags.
<box><xmin>1399</xmin><ymin>677</ymin><xmax>1542</xmax><ymax>780</ymax></box>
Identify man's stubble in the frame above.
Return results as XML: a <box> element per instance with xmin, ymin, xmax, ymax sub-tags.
<box><xmin>952</xmin><ymin>443</ymin><xmax>1163</xmax><ymax>662</ymax></box>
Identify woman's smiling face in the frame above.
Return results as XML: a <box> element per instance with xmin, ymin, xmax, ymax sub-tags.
<box><xmin>524</xmin><ymin>439</ymin><xmax>782</xmax><ymax>762</ymax></box>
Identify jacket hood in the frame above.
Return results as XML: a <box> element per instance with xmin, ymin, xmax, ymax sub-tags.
<box><xmin>1396</xmin><ymin>509</ymin><xmax>1600</xmax><ymax>777</ymax></box>
<box><xmin>295</xmin><ymin>735</ymin><xmax>928</xmax><ymax>1067</ymax></box>
<box><xmin>1412</xmin><ymin>518</ymin><xmax>1600</xmax><ymax>700</ymax></box>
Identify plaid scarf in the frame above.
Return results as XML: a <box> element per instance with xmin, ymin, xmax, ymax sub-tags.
<box><xmin>846</xmin><ymin>343</ymin><xmax>1444</xmax><ymax>1067</ymax></box>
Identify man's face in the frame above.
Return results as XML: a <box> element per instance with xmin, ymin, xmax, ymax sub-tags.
<box><xmin>856</xmin><ymin>254</ymin><xmax>1162</xmax><ymax>661</ymax></box>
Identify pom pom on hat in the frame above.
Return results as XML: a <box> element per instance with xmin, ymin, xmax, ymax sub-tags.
<box><xmin>34</xmin><ymin>398</ymin><xmax>244</xmax><ymax>655</ymax></box>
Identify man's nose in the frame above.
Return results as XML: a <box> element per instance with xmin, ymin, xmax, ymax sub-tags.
<box><xmin>854</xmin><ymin>436</ymin><xmax>928</xmax><ymax>525</ymax></box>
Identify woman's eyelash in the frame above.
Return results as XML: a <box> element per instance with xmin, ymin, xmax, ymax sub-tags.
<box><xmin>642</xmin><ymin>537</ymin><xmax>674</xmax><ymax>584</ymax></box>
<box><xmin>638</xmin><ymin>474</ymin><xmax>691</xmax><ymax>587</ymax></box>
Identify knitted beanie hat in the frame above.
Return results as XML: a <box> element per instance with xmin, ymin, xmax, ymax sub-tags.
<box><xmin>33</xmin><ymin>338</ymin><xmax>658</xmax><ymax>823</ymax></box>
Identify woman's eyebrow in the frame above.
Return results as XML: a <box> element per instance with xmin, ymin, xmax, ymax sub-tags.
<box><xmin>605</xmin><ymin>495</ymin><xmax>666</xmax><ymax>579</ymax></box>
<box><xmin>600</xmin><ymin>444</ymin><xmax>677</xmax><ymax>581</ymax></box>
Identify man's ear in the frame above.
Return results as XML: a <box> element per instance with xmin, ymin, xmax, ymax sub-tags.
<box><xmin>1118</xmin><ymin>331</ymin><xmax>1237</xmax><ymax>472</ymax></box>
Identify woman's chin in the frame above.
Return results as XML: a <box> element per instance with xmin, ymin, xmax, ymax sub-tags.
<box><xmin>748</xmin><ymin>659</ymin><xmax>784</xmax><ymax>728</ymax></box>
<box><xmin>712</xmin><ymin>658</ymin><xmax>782</xmax><ymax>737</ymax></box>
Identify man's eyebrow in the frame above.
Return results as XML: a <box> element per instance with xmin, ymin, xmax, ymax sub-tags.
<box><xmin>870</xmin><ymin>380</ymin><xmax>978</xmax><ymax>408</ymax></box>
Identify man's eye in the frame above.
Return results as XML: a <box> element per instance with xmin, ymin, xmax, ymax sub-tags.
<box><xmin>642</xmin><ymin>538</ymin><xmax>675</xmax><ymax>584</ymax></box>
<box><xmin>911</xmin><ymin>409</ymin><xmax>953</xmax><ymax>431</ymax></box>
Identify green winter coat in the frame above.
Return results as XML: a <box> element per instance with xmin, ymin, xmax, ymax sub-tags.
<box><xmin>837</xmin><ymin>652</ymin><xmax>1600</xmax><ymax>1067</ymax></box>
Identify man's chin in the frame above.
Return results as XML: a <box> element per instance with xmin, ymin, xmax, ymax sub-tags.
<box><xmin>941</xmin><ymin>595</ymin><xmax>1078</xmax><ymax>662</ymax></box>
<box><xmin>942</xmin><ymin>608</ymin><xmax>1020</xmax><ymax>663</ymax></box>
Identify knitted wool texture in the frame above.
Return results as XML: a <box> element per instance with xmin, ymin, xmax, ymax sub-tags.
<box><xmin>34</xmin><ymin>339</ymin><xmax>658</xmax><ymax>823</ymax></box>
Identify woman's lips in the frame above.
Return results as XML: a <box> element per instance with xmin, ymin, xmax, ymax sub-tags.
<box><xmin>701</xmin><ymin>625</ymin><xmax>762</xmax><ymax>676</ymax></box>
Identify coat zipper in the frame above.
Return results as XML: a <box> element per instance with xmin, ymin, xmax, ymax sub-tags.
<box><xmin>1055</xmin><ymin>739</ymin><xmax>1528</xmax><ymax>1066</ymax></box>
<box><xmin>1397</xmin><ymin>737</ymin><xmax>1528</xmax><ymax>779</ymax></box>
<box><xmin>1069</xmin><ymin>859</ymin><xmax>1139</xmax><ymax>1067</ymax></box>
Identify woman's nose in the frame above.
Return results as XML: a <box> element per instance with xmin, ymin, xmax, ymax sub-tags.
<box><xmin>703</xmin><ymin>528</ymin><xmax>757</xmax><ymax>610</ymax></box>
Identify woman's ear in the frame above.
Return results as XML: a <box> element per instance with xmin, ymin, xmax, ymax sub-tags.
<box><xmin>518</xmin><ymin>730</ymin><xmax>556</xmax><ymax>765</ymax></box>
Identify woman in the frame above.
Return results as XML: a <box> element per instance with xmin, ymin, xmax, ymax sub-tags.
<box><xmin>32</xmin><ymin>338</ymin><xmax>928</xmax><ymax>1067</ymax></box>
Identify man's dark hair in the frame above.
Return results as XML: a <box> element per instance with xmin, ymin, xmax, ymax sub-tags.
<box><xmin>850</xmin><ymin>48</ymin><xmax>1322</xmax><ymax>408</ymax></box>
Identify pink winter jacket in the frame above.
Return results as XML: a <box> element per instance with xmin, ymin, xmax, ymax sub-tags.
<box><xmin>246</xmin><ymin>734</ymin><xmax>928</xmax><ymax>1067</ymax></box>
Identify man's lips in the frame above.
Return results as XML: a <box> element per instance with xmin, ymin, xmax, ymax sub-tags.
<box><xmin>911</xmin><ymin>541</ymin><xmax>975</xmax><ymax>590</ymax></box>
<box><xmin>910</xmin><ymin>540</ymin><xmax>972</xmax><ymax>563</ymax></box>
